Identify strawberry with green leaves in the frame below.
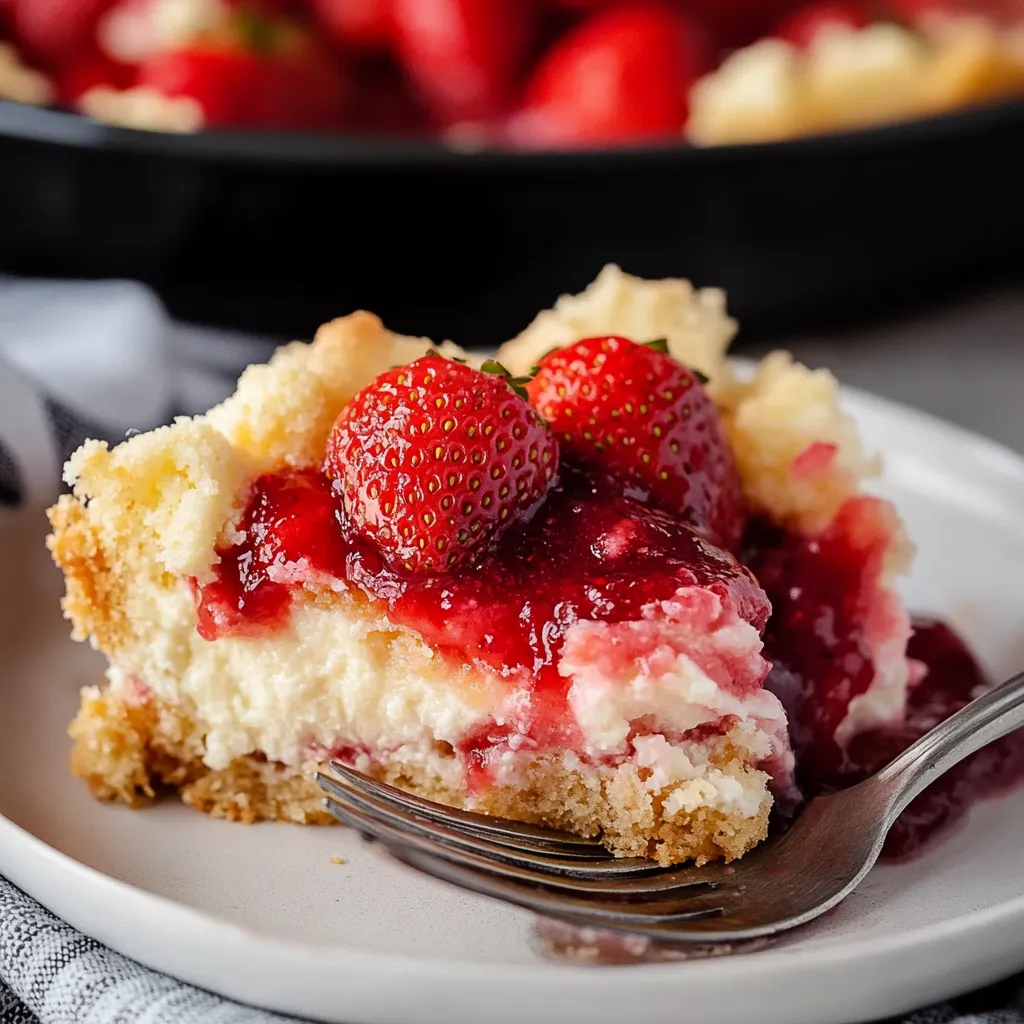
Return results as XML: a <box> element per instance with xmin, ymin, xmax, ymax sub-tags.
<box><xmin>325</xmin><ymin>354</ymin><xmax>559</xmax><ymax>573</ymax></box>
<box><xmin>527</xmin><ymin>335</ymin><xmax>745</xmax><ymax>551</ymax></box>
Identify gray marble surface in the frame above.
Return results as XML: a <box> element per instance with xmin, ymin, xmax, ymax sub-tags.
<box><xmin>736</xmin><ymin>284</ymin><xmax>1024</xmax><ymax>454</ymax></box>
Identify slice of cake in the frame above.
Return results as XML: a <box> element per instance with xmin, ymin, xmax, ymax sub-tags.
<box><xmin>48</xmin><ymin>265</ymin><xmax>916</xmax><ymax>866</ymax></box>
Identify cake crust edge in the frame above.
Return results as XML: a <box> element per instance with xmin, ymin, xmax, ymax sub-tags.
<box><xmin>69</xmin><ymin>687</ymin><xmax>769</xmax><ymax>866</ymax></box>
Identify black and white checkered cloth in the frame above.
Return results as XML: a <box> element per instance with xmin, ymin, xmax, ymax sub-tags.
<box><xmin>0</xmin><ymin>275</ymin><xmax>1021</xmax><ymax>1024</ymax></box>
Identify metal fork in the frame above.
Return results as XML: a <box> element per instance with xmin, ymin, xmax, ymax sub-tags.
<box><xmin>315</xmin><ymin>667</ymin><xmax>1024</xmax><ymax>942</ymax></box>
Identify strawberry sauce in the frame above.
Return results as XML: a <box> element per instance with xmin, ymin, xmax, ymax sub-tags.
<box><xmin>746</xmin><ymin>504</ymin><xmax>1024</xmax><ymax>859</ymax></box>
<box><xmin>743</xmin><ymin>496</ymin><xmax>903</xmax><ymax>786</ymax></box>
<box><xmin>195</xmin><ymin>465</ymin><xmax>1024</xmax><ymax>852</ymax></box>
<box><xmin>852</xmin><ymin>620</ymin><xmax>1024</xmax><ymax>859</ymax></box>
<box><xmin>195</xmin><ymin>464</ymin><xmax>767</xmax><ymax>759</ymax></box>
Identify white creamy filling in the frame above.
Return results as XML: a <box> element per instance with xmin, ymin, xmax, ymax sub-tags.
<box><xmin>562</xmin><ymin>640</ymin><xmax>787</xmax><ymax>818</ymax></box>
<box><xmin>565</xmin><ymin>640</ymin><xmax>786</xmax><ymax>757</ymax></box>
<box><xmin>632</xmin><ymin>734</ymin><xmax>769</xmax><ymax>819</ymax></box>
<box><xmin>112</xmin><ymin>581</ymin><xmax>784</xmax><ymax>819</ymax></box>
<box><xmin>114</xmin><ymin>586</ymin><xmax>503</xmax><ymax>770</ymax></box>
<box><xmin>560</xmin><ymin>586</ymin><xmax>793</xmax><ymax>814</ymax></box>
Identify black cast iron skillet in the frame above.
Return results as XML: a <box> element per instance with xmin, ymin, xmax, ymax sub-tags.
<box><xmin>0</xmin><ymin>96</ymin><xmax>1021</xmax><ymax>343</ymax></box>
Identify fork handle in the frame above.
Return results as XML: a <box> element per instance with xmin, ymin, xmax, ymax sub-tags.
<box><xmin>874</xmin><ymin>667</ymin><xmax>1024</xmax><ymax>821</ymax></box>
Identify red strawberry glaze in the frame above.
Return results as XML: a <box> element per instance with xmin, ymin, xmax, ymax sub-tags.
<box><xmin>850</xmin><ymin>619</ymin><xmax>1024</xmax><ymax>859</ymax></box>
<box><xmin>194</xmin><ymin>468</ymin><xmax>347</xmax><ymax>640</ymax></box>
<box><xmin>194</xmin><ymin>463</ymin><xmax>769</xmax><ymax>770</ymax></box>
<box><xmin>193</xmin><ymin>459</ymin><xmax>1023</xmax><ymax>852</ymax></box>
<box><xmin>790</xmin><ymin>441</ymin><xmax>838</xmax><ymax>479</ymax></box>
<box><xmin>746</xmin><ymin>501</ymin><xmax>1024</xmax><ymax>859</ymax></box>
<box><xmin>744</xmin><ymin>494</ymin><xmax>907</xmax><ymax>784</ymax></box>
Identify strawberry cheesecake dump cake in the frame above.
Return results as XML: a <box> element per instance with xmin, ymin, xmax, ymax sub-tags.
<box><xmin>47</xmin><ymin>265</ymin><xmax>1020</xmax><ymax>866</ymax></box>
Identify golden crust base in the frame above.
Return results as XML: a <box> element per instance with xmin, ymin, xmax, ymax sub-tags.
<box><xmin>69</xmin><ymin>688</ymin><xmax>769</xmax><ymax>866</ymax></box>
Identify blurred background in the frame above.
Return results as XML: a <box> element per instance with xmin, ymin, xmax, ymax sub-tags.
<box><xmin>0</xmin><ymin>0</ymin><xmax>1021</xmax><ymax>406</ymax></box>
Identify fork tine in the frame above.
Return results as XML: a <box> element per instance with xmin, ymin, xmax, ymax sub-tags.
<box><xmin>322</xmin><ymin>796</ymin><xmax>719</xmax><ymax>900</ymax></box>
<box><xmin>395</xmin><ymin>844</ymin><xmax>768</xmax><ymax>943</ymax></box>
<box><xmin>316</xmin><ymin>772</ymin><xmax>672</xmax><ymax>879</ymax></box>
<box><xmin>327</xmin><ymin>759</ymin><xmax>606</xmax><ymax>853</ymax></box>
<box><xmin>332</xmin><ymin>799</ymin><xmax>724</xmax><ymax>922</ymax></box>
<box><xmin>390</xmin><ymin>841</ymin><xmax>726</xmax><ymax>930</ymax></box>
<box><xmin>317</xmin><ymin>768</ymin><xmax>652</xmax><ymax>870</ymax></box>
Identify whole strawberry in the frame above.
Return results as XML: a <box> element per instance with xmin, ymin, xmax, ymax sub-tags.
<box><xmin>326</xmin><ymin>354</ymin><xmax>559</xmax><ymax>573</ymax></box>
<box><xmin>527</xmin><ymin>336</ymin><xmax>745</xmax><ymax>550</ymax></box>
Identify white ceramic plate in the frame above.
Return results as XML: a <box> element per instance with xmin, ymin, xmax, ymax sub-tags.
<box><xmin>2</xmin><ymin>385</ymin><xmax>1024</xmax><ymax>1024</ymax></box>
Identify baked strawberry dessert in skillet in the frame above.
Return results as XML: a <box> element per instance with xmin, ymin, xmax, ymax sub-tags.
<box><xmin>48</xmin><ymin>265</ymin><xmax>1019</xmax><ymax>866</ymax></box>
